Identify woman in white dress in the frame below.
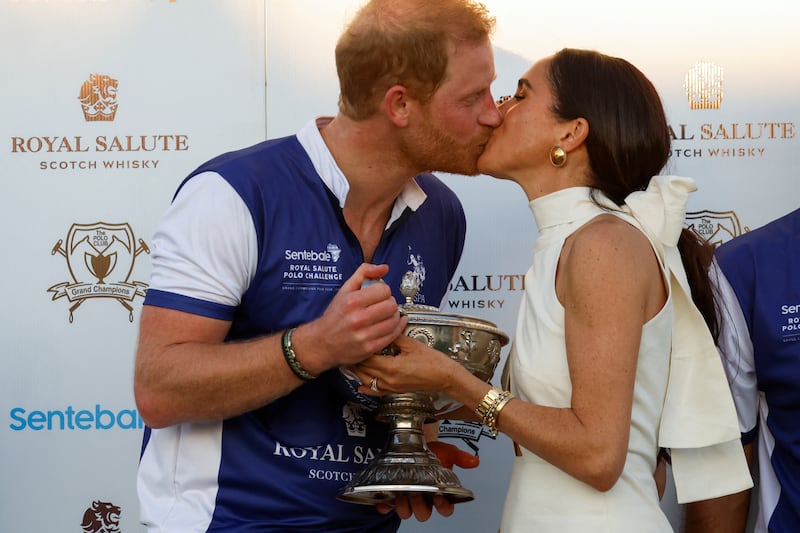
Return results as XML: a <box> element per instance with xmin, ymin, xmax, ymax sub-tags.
<box><xmin>354</xmin><ymin>48</ymin><xmax>750</xmax><ymax>531</ymax></box>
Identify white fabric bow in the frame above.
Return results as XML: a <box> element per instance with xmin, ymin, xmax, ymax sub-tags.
<box><xmin>619</xmin><ymin>175</ymin><xmax>752</xmax><ymax>502</ymax></box>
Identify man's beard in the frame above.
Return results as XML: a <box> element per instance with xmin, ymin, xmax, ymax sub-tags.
<box><xmin>400</xmin><ymin>117</ymin><xmax>487</xmax><ymax>176</ymax></box>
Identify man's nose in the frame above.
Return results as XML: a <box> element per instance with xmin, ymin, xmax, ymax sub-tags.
<box><xmin>481</xmin><ymin>93</ymin><xmax>504</xmax><ymax>128</ymax></box>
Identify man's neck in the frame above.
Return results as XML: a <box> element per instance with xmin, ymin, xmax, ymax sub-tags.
<box><xmin>319</xmin><ymin>114</ymin><xmax>417</xmax><ymax>261</ymax></box>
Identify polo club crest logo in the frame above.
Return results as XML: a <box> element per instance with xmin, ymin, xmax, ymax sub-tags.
<box><xmin>48</xmin><ymin>222</ymin><xmax>149</xmax><ymax>322</ymax></box>
<box><xmin>685</xmin><ymin>210</ymin><xmax>749</xmax><ymax>248</ymax></box>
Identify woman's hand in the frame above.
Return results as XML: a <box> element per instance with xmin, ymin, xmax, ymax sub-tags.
<box><xmin>351</xmin><ymin>334</ymin><xmax>463</xmax><ymax>396</ymax></box>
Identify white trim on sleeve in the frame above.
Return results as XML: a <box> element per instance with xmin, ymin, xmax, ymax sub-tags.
<box><xmin>711</xmin><ymin>260</ymin><xmax>758</xmax><ymax>434</ymax></box>
<box><xmin>148</xmin><ymin>171</ymin><xmax>257</xmax><ymax>307</ymax></box>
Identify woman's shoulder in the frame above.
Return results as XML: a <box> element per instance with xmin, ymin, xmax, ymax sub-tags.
<box><xmin>560</xmin><ymin>213</ymin><xmax>665</xmax><ymax>317</ymax></box>
<box><xmin>561</xmin><ymin>213</ymin><xmax>660</xmax><ymax>287</ymax></box>
<box><xmin>570</xmin><ymin>213</ymin><xmax>651</xmax><ymax>255</ymax></box>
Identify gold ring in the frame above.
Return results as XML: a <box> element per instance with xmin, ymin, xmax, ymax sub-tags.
<box><xmin>369</xmin><ymin>376</ymin><xmax>380</xmax><ymax>392</ymax></box>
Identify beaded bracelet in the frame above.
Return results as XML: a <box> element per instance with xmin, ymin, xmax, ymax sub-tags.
<box><xmin>281</xmin><ymin>328</ymin><xmax>316</xmax><ymax>382</ymax></box>
<box><xmin>475</xmin><ymin>386</ymin><xmax>514</xmax><ymax>437</ymax></box>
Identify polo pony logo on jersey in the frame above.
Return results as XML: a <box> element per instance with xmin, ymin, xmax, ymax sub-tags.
<box><xmin>80</xmin><ymin>500</ymin><xmax>121</xmax><ymax>533</ymax></box>
<box><xmin>685</xmin><ymin>210</ymin><xmax>750</xmax><ymax>248</ymax></box>
<box><xmin>78</xmin><ymin>74</ymin><xmax>119</xmax><ymax>122</ymax></box>
<box><xmin>48</xmin><ymin>222</ymin><xmax>150</xmax><ymax>323</ymax></box>
<box><xmin>406</xmin><ymin>247</ymin><xmax>427</xmax><ymax>304</ymax></box>
<box><xmin>683</xmin><ymin>61</ymin><xmax>724</xmax><ymax>110</ymax></box>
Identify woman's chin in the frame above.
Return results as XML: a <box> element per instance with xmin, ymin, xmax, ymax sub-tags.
<box><xmin>476</xmin><ymin>159</ymin><xmax>494</xmax><ymax>176</ymax></box>
<box><xmin>476</xmin><ymin>163</ymin><xmax>510</xmax><ymax>180</ymax></box>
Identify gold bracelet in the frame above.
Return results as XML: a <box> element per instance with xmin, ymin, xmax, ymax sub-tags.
<box><xmin>475</xmin><ymin>386</ymin><xmax>502</xmax><ymax>423</ymax></box>
<box><xmin>476</xmin><ymin>386</ymin><xmax>514</xmax><ymax>437</ymax></box>
<box><xmin>487</xmin><ymin>391</ymin><xmax>514</xmax><ymax>436</ymax></box>
<box><xmin>281</xmin><ymin>328</ymin><xmax>316</xmax><ymax>381</ymax></box>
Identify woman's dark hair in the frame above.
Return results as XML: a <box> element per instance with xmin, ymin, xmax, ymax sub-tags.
<box><xmin>547</xmin><ymin>48</ymin><xmax>718</xmax><ymax>340</ymax></box>
<box><xmin>546</xmin><ymin>48</ymin><xmax>671</xmax><ymax>205</ymax></box>
<box><xmin>678</xmin><ymin>228</ymin><xmax>719</xmax><ymax>342</ymax></box>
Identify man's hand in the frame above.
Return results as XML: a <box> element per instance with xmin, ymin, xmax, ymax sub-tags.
<box><xmin>387</xmin><ymin>493</ymin><xmax>455</xmax><ymax>521</ymax></box>
<box><xmin>428</xmin><ymin>440</ymin><xmax>480</xmax><ymax>470</ymax></box>
<box><xmin>375</xmin><ymin>441</ymin><xmax>479</xmax><ymax>521</ymax></box>
<box><xmin>296</xmin><ymin>263</ymin><xmax>408</xmax><ymax>374</ymax></box>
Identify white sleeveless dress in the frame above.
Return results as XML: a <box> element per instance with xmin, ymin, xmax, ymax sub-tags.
<box><xmin>500</xmin><ymin>186</ymin><xmax>674</xmax><ymax>532</ymax></box>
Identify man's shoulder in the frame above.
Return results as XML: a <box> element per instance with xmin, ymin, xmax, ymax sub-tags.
<box><xmin>716</xmin><ymin>208</ymin><xmax>799</xmax><ymax>260</ymax></box>
<box><xmin>197</xmin><ymin>135</ymin><xmax>304</xmax><ymax>172</ymax></box>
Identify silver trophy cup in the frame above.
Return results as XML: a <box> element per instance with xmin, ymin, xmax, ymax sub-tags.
<box><xmin>338</xmin><ymin>272</ymin><xmax>509</xmax><ymax>505</ymax></box>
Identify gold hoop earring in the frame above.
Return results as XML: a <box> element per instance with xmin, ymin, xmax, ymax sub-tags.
<box><xmin>549</xmin><ymin>146</ymin><xmax>567</xmax><ymax>167</ymax></box>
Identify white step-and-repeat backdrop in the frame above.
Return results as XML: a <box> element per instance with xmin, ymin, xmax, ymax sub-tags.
<box><xmin>2</xmin><ymin>1</ymin><xmax>797</xmax><ymax>532</ymax></box>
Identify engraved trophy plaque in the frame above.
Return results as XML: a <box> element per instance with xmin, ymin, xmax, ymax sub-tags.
<box><xmin>338</xmin><ymin>272</ymin><xmax>509</xmax><ymax>505</ymax></box>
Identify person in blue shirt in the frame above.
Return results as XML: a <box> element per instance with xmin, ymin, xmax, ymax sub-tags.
<box><xmin>133</xmin><ymin>1</ymin><xmax>502</xmax><ymax>531</ymax></box>
<box><xmin>686</xmin><ymin>207</ymin><xmax>800</xmax><ymax>533</ymax></box>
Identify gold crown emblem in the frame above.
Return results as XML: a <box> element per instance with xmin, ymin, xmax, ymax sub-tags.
<box><xmin>683</xmin><ymin>62</ymin><xmax>724</xmax><ymax>110</ymax></box>
<box><xmin>78</xmin><ymin>73</ymin><xmax>119</xmax><ymax>121</ymax></box>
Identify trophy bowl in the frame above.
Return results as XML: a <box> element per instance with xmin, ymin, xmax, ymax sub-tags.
<box><xmin>337</xmin><ymin>272</ymin><xmax>509</xmax><ymax>506</ymax></box>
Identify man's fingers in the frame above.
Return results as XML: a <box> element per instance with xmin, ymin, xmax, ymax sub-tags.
<box><xmin>410</xmin><ymin>493</ymin><xmax>433</xmax><ymax>522</ymax></box>
<box><xmin>375</xmin><ymin>502</ymin><xmax>394</xmax><ymax>515</ymax></box>
<box><xmin>433</xmin><ymin>494</ymin><xmax>455</xmax><ymax>517</ymax></box>
<box><xmin>338</xmin><ymin>263</ymin><xmax>391</xmax><ymax>296</ymax></box>
<box><xmin>388</xmin><ymin>492</ymin><xmax>455</xmax><ymax>521</ymax></box>
<box><xmin>394</xmin><ymin>495</ymin><xmax>412</xmax><ymax>520</ymax></box>
<box><xmin>428</xmin><ymin>440</ymin><xmax>480</xmax><ymax>470</ymax></box>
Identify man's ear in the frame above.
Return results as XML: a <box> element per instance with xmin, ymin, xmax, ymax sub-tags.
<box><xmin>560</xmin><ymin>117</ymin><xmax>589</xmax><ymax>152</ymax></box>
<box><xmin>384</xmin><ymin>85</ymin><xmax>411</xmax><ymax>127</ymax></box>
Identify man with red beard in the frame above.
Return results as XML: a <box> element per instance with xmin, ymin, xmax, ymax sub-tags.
<box><xmin>133</xmin><ymin>1</ymin><xmax>502</xmax><ymax>532</ymax></box>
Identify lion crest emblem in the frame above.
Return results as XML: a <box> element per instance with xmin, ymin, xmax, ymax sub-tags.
<box><xmin>78</xmin><ymin>73</ymin><xmax>119</xmax><ymax>121</ymax></box>
<box><xmin>80</xmin><ymin>500</ymin><xmax>121</xmax><ymax>533</ymax></box>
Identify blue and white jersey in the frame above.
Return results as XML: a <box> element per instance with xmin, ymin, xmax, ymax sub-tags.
<box><xmin>714</xmin><ymin>208</ymin><xmax>800</xmax><ymax>533</ymax></box>
<box><xmin>137</xmin><ymin>118</ymin><xmax>467</xmax><ymax>532</ymax></box>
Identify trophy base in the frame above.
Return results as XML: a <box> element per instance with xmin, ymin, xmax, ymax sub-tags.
<box><xmin>337</xmin><ymin>450</ymin><xmax>474</xmax><ymax>505</ymax></box>
<box><xmin>338</xmin><ymin>483</ymin><xmax>474</xmax><ymax>505</ymax></box>
<box><xmin>337</xmin><ymin>393</ymin><xmax>475</xmax><ymax>506</ymax></box>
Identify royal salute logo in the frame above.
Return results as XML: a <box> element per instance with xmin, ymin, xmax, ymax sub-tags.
<box><xmin>683</xmin><ymin>61</ymin><xmax>725</xmax><ymax>110</ymax></box>
<box><xmin>48</xmin><ymin>222</ymin><xmax>149</xmax><ymax>323</ymax></box>
<box><xmin>685</xmin><ymin>210</ymin><xmax>750</xmax><ymax>248</ymax></box>
<box><xmin>80</xmin><ymin>500</ymin><xmax>121</xmax><ymax>533</ymax></box>
<box><xmin>669</xmin><ymin>61</ymin><xmax>795</xmax><ymax>160</ymax></box>
<box><xmin>9</xmin><ymin>71</ymin><xmax>190</xmax><ymax>172</ymax></box>
<box><xmin>78</xmin><ymin>73</ymin><xmax>119</xmax><ymax>122</ymax></box>
<box><xmin>445</xmin><ymin>273</ymin><xmax>525</xmax><ymax>313</ymax></box>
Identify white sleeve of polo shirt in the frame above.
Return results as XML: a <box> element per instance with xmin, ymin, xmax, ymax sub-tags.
<box><xmin>711</xmin><ymin>260</ymin><xmax>758</xmax><ymax>434</ymax></box>
<box><xmin>148</xmin><ymin>171</ymin><xmax>257</xmax><ymax>307</ymax></box>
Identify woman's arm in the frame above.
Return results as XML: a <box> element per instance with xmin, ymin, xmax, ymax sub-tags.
<box><xmin>355</xmin><ymin>216</ymin><xmax>666</xmax><ymax>490</ymax></box>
